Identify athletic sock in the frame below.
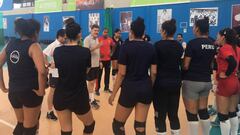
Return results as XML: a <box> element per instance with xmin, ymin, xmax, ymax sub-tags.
<box><xmin>90</xmin><ymin>93</ymin><xmax>94</xmax><ymax>102</ymax></box>
<box><xmin>188</xmin><ymin>121</ymin><xmax>198</xmax><ymax>135</ymax></box>
<box><xmin>220</xmin><ymin>120</ymin><xmax>230</xmax><ymax>135</ymax></box>
<box><xmin>171</xmin><ymin>129</ymin><xmax>180</xmax><ymax>135</ymax></box>
<box><xmin>156</xmin><ymin>132</ymin><xmax>166</xmax><ymax>135</ymax></box>
<box><xmin>200</xmin><ymin>119</ymin><xmax>210</xmax><ymax>135</ymax></box>
<box><xmin>230</xmin><ymin>116</ymin><xmax>238</xmax><ymax>135</ymax></box>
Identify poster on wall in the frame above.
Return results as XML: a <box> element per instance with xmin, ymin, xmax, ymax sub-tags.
<box><xmin>13</xmin><ymin>0</ymin><xmax>34</xmax><ymax>9</ymax></box>
<box><xmin>88</xmin><ymin>13</ymin><xmax>100</xmax><ymax>32</ymax></box>
<box><xmin>62</xmin><ymin>16</ymin><xmax>75</xmax><ymax>28</ymax></box>
<box><xmin>3</xmin><ymin>18</ymin><xmax>7</xmax><ymax>29</ymax></box>
<box><xmin>35</xmin><ymin>0</ymin><xmax>62</xmax><ymax>13</ymax></box>
<box><xmin>63</xmin><ymin>0</ymin><xmax>76</xmax><ymax>11</ymax></box>
<box><xmin>120</xmin><ymin>11</ymin><xmax>132</xmax><ymax>33</ymax></box>
<box><xmin>157</xmin><ymin>9</ymin><xmax>172</xmax><ymax>33</ymax></box>
<box><xmin>232</xmin><ymin>4</ymin><xmax>240</xmax><ymax>28</ymax></box>
<box><xmin>189</xmin><ymin>8</ymin><xmax>218</xmax><ymax>27</ymax></box>
<box><xmin>76</xmin><ymin>0</ymin><xmax>104</xmax><ymax>10</ymax></box>
<box><xmin>43</xmin><ymin>16</ymin><xmax>50</xmax><ymax>32</ymax></box>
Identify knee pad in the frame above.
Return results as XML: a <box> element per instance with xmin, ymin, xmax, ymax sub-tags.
<box><xmin>13</xmin><ymin>122</ymin><xmax>23</xmax><ymax>135</ymax></box>
<box><xmin>61</xmin><ymin>131</ymin><xmax>72</xmax><ymax>135</ymax></box>
<box><xmin>229</xmin><ymin>111</ymin><xmax>237</xmax><ymax>118</ymax></box>
<box><xmin>83</xmin><ymin>121</ymin><xmax>95</xmax><ymax>134</ymax></box>
<box><xmin>112</xmin><ymin>119</ymin><xmax>125</xmax><ymax>135</ymax></box>
<box><xmin>198</xmin><ymin>109</ymin><xmax>209</xmax><ymax>120</ymax></box>
<box><xmin>154</xmin><ymin>116</ymin><xmax>166</xmax><ymax>132</ymax></box>
<box><xmin>186</xmin><ymin>110</ymin><xmax>198</xmax><ymax>121</ymax></box>
<box><xmin>23</xmin><ymin>125</ymin><xmax>37</xmax><ymax>135</ymax></box>
<box><xmin>112</xmin><ymin>69</ymin><xmax>118</xmax><ymax>76</ymax></box>
<box><xmin>134</xmin><ymin>121</ymin><xmax>146</xmax><ymax>135</ymax></box>
<box><xmin>218</xmin><ymin>113</ymin><xmax>229</xmax><ymax>122</ymax></box>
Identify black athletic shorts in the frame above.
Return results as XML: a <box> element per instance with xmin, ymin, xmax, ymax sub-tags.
<box><xmin>87</xmin><ymin>67</ymin><xmax>99</xmax><ymax>81</ymax></box>
<box><xmin>111</xmin><ymin>47</ymin><xmax>120</xmax><ymax>60</ymax></box>
<box><xmin>8</xmin><ymin>91</ymin><xmax>43</xmax><ymax>109</ymax></box>
<box><xmin>118</xmin><ymin>78</ymin><xmax>153</xmax><ymax>108</ymax></box>
<box><xmin>49</xmin><ymin>74</ymin><xmax>58</xmax><ymax>88</ymax></box>
<box><xmin>53</xmin><ymin>86</ymin><xmax>90</xmax><ymax>115</ymax></box>
<box><xmin>111</xmin><ymin>53</ymin><xmax>118</xmax><ymax>60</ymax></box>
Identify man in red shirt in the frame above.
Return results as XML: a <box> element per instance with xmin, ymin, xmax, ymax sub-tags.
<box><xmin>96</xmin><ymin>28</ymin><xmax>115</xmax><ymax>95</ymax></box>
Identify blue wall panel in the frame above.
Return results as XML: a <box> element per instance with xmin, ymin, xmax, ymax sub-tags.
<box><xmin>112</xmin><ymin>0</ymin><xmax>240</xmax><ymax>43</ymax></box>
<box><xmin>3</xmin><ymin>0</ymin><xmax>240</xmax><ymax>43</ymax></box>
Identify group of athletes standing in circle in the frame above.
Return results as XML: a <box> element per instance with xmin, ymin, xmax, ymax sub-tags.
<box><xmin>0</xmin><ymin>15</ymin><xmax>240</xmax><ymax>135</ymax></box>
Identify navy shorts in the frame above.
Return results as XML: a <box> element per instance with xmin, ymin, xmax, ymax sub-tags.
<box><xmin>87</xmin><ymin>67</ymin><xmax>99</xmax><ymax>81</ymax></box>
<box><xmin>8</xmin><ymin>90</ymin><xmax>43</xmax><ymax>108</ymax></box>
<box><xmin>53</xmin><ymin>86</ymin><xmax>90</xmax><ymax>115</ymax></box>
<box><xmin>118</xmin><ymin>78</ymin><xmax>153</xmax><ymax>108</ymax></box>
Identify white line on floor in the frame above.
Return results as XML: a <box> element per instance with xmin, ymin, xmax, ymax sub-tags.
<box><xmin>0</xmin><ymin>119</ymin><xmax>14</xmax><ymax>129</ymax></box>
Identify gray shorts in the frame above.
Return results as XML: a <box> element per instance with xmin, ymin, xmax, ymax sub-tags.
<box><xmin>182</xmin><ymin>80</ymin><xmax>212</xmax><ymax>100</ymax></box>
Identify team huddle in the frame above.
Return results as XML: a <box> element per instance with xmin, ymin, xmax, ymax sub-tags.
<box><xmin>0</xmin><ymin>16</ymin><xmax>240</xmax><ymax>135</ymax></box>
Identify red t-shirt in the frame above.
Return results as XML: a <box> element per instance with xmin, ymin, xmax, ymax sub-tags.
<box><xmin>217</xmin><ymin>44</ymin><xmax>240</xmax><ymax>76</ymax></box>
<box><xmin>99</xmin><ymin>36</ymin><xmax>115</xmax><ymax>61</ymax></box>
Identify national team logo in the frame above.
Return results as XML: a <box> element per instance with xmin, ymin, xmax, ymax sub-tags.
<box><xmin>10</xmin><ymin>50</ymin><xmax>20</xmax><ymax>64</ymax></box>
<box><xmin>0</xmin><ymin>0</ymin><xmax>3</xmax><ymax>8</ymax></box>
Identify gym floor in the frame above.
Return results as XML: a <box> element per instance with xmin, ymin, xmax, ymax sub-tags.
<box><xmin>0</xmin><ymin>68</ymin><xmax>216</xmax><ymax>135</ymax></box>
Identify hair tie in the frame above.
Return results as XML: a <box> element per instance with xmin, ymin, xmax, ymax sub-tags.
<box><xmin>224</xmin><ymin>30</ymin><xmax>227</xmax><ymax>36</ymax></box>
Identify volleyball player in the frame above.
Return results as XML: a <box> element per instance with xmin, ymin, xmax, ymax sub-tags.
<box><xmin>53</xmin><ymin>21</ymin><xmax>95</xmax><ymax>135</ymax></box>
<box><xmin>0</xmin><ymin>18</ymin><xmax>47</xmax><ymax>135</ymax></box>
<box><xmin>215</xmin><ymin>28</ymin><xmax>240</xmax><ymax>135</ymax></box>
<box><xmin>108</xmin><ymin>17</ymin><xmax>157</xmax><ymax>135</ymax></box>
<box><xmin>43</xmin><ymin>29</ymin><xmax>66</xmax><ymax>121</ymax></box>
<box><xmin>153</xmin><ymin>19</ymin><xmax>183</xmax><ymax>135</ymax></box>
<box><xmin>182</xmin><ymin>17</ymin><xmax>216</xmax><ymax>135</ymax></box>
<box><xmin>111</xmin><ymin>29</ymin><xmax>123</xmax><ymax>81</ymax></box>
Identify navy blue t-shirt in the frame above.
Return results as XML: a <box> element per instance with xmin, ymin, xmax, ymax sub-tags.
<box><xmin>54</xmin><ymin>45</ymin><xmax>91</xmax><ymax>92</ymax></box>
<box><xmin>118</xmin><ymin>41</ymin><xmax>156</xmax><ymax>82</ymax></box>
<box><xmin>183</xmin><ymin>37</ymin><xmax>216</xmax><ymax>82</ymax></box>
<box><xmin>154</xmin><ymin>40</ymin><xmax>184</xmax><ymax>87</ymax></box>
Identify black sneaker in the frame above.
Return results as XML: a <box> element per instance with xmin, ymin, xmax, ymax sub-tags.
<box><xmin>46</xmin><ymin>111</ymin><xmax>58</xmax><ymax>121</ymax></box>
<box><xmin>95</xmin><ymin>90</ymin><xmax>100</xmax><ymax>96</ymax></box>
<box><xmin>91</xmin><ymin>100</ymin><xmax>100</xmax><ymax>110</ymax></box>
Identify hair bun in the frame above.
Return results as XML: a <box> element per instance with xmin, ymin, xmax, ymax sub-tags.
<box><xmin>66</xmin><ymin>22</ymin><xmax>75</xmax><ymax>29</ymax></box>
<box><xmin>64</xmin><ymin>18</ymin><xmax>75</xmax><ymax>25</ymax></box>
<box><xmin>170</xmin><ymin>19</ymin><xmax>176</xmax><ymax>25</ymax></box>
<box><xmin>130</xmin><ymin>17</ymin><xmax>145</xmax><ymax>38</ymax></box>
<box><xmin>14</xmin><ymin>18</ymin><xmax>26</xmax><ymax>28</ymax></box>
<box><xmin>136</xmin><ymin>17</ymin><xmax>144</xmax><ymax>25</ymax></box>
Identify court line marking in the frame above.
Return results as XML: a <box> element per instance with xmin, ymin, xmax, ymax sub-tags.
<box><xmin>0</xmin><ymin>119</ymin><xmax>14</xmax><ymax>129</ymax></box>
